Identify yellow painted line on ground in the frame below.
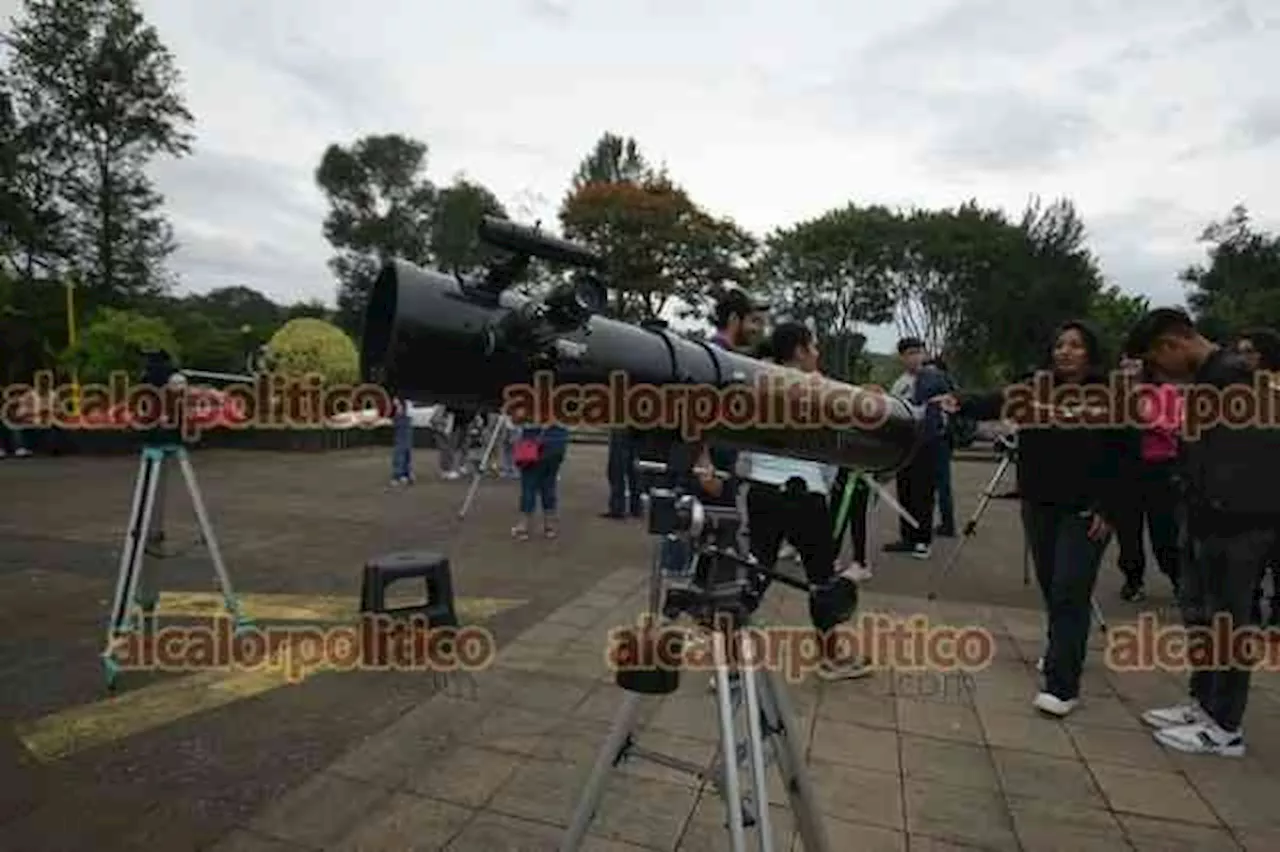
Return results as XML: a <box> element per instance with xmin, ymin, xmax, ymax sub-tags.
<box><xmin>14</xmin><ymin>595</ymin><xmax>526</xmax><ymax>763</ymax></box>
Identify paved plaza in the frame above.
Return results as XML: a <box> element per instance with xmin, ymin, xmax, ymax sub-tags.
<box><xmin>4</xmin><ymin>444</ymin><xmax>1280</xmax><ymax>850</ymax></box>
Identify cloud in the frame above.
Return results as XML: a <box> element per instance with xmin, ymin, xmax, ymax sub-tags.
<box><xmin>4</xmin><ymin>0</ymin><xmax>1277</xmax><ymax>341</ymax></box>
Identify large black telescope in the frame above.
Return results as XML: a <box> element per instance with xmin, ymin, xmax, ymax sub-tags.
<box><xmin>360</xmin><ymin>217</ymin><xmax>924</xmax><ymax>473</ymax></box>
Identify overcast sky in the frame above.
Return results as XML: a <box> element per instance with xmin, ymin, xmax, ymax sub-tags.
<box><xmin>7</xmin><ymin>0</ymin><xmax>1279</xmax><ymax>351</ymax></box>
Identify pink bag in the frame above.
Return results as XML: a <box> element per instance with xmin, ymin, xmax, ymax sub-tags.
<box><xmin>1139</xmin><ymin>385</ymin><xmax>1182</xmax><ymax>463</ymax></box>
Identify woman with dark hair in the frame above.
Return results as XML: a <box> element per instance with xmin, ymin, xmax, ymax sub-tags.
<box><xmin>938</xmin><ymin>320</ymin><xmax>1129</xmax><ymax>717</ymax></box>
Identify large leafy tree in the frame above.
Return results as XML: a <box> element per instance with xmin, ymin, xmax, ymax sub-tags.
<box><xmin>559</xmin><ymin>133</ymin><xmax>755</xmax><ymax>323</ymax></box>
<box><xmin>430</xmin><ymin>177</ymin><xmax>508</xmax><ymax>275</ymax></box>
<box><xmin>2</xmin><ymin>0</ymin><xmax>194</xmax><ymax>301</ymax></box>
<box><xmin>757</xmin><ymin>204</ymin><xmax>898</xmax><ymax>380</ymax></box>
<box><xmin>1181</xmin><ymin>204</ymin><xmax>1280</xmax><ymax>341</ymax></box>
<box><xmin>315</xmin><ymin>133</ymin><xmax>437</xmax><ymax>333</ymax></box>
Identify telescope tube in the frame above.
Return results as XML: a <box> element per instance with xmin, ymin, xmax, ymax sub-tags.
<box><xmin>361</xmin><ymin>259</ymin><xmax>924</xmax><ymax>473</ymax></box>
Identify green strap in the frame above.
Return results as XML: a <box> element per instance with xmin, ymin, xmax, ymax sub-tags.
<box><xmin>832</xmin><ymin>471</ymin><xmax>861</xmax><ymax>537</ymax></box>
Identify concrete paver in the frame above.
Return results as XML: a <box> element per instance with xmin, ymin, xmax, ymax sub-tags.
<box><xmin>6</xmin><ymin>447</ymin><xmax>1280</xmax><ymax>850</ymax></box>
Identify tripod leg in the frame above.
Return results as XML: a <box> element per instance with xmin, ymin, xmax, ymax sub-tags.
<box><xmin>737</xmin><ymin>639</ymin><xmax>776</xmax><ymax>852</ymax></box>
<box><xmin>176</xmin><ymin>449</ymin><xmax>252</xmax><ymax>632</ymax></box>
<box><xmin>560</xmin><ymin>690</ymin><xmax>646</xmax><ymax>852</ymax></box>
<box><xmin>711</xmin><ymin>631</ymin><xmax>748</xmax><ymax>852</ymax></box>
<box><xmin>1092</xmin><ymin>596</ymin><xmax>1107</xmax><ymax>634</ymax></box>
<box><xmin>758</xmin><ymin>671</ymin><xmax>831</xmax><ymax>852</ymax></box>
<box><xmin>928</xmin><ymin>455</ymin><xmax>1011</xmax><ymax>601</ymax></box>
<box><xmin>137</xmin><ymin>460</ymin><xmax>166</xmax><ymax>614</ymax></box>
<box><xmin>102</xmin><ymin>451</ymin><xmax>161</xmax><ymax>689</ymax></box>
<box><xmin>457</xmin><ymin>417</ymin><xmax>503</xmax><ymax>519</ymax></box>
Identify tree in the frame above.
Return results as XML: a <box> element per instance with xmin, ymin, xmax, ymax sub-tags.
<box><xmin>571</xmin><ymin>131</ymin><xmax>652</xmax><ymax>188</ymax></box>
<box><xmin>68</xmin><ymin>306</ymin><xmax>179</xmax><ymax>382</ymax></box>
<box><xmin>314</xmin><ymin>134</ymin><xmax>437</xmax><ymax>334</ymax></box>
<box><xmin>560</xmin><ymin>175</ymin><xmax>755</xmax><ymax>322</ymax></box>
<box><xmin>1181</xmin><ymin>204</ymin><xmax>1280</xmax><ymax>341</ymax></box>
<box><xmin>756</xmin><ymin>204</ymin><xmax>898</xmax><ymax>380</ymax></box>
<box><xmin>3</xmin><ymin>0</ymin><xmax>195</xmax><ymax>301</ymax></box>
<box><xmin>265</xmin><ymin>318</ymin><xmax>360</xmax><ymax>386</ymax></box>
<box><xmin>429</xmin><ymin>177</ymin><xmax>508</xmax><ymax>275</ymax></box>
<box><xmin>947</xmin><ymin>197</ymin><xmax>1103</xmax><ymax>380</ymax></box>
<box><xmin>1088</xmin><ymin>285</ymin><xmax>1149</xmax><ymax>358</ymax></box>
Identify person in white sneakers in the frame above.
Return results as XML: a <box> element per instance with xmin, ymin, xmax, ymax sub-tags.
<box><xmin>1125</xmin><ymin>309</ymin><xmax>1280</xmax><ymax>757</ymax></box>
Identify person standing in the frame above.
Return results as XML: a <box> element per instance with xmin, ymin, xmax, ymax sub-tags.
<box><xmin>602</xmin><ymin>428</ymin><xmax>642</xmax><ymax>519</ymax></box>
<box><xmin>739</xmin><ymin>322</ymin><xmax>871</xmax><ymax>681</ymax></box>
<box><xmin>390</xmin><ymin>397</ymin><xmax>414</xmax><ymax>485</ymax></box>
<box><xmin>512</xmin><ymin>420</ymin><xmax>570</xmax><ymax>540</ymax></box>
<box><xmin>1234</xmin><ymin>328</ymin><xmax>1280</xmax><ymax>626</ymax></box>
<box><xmin>926</xmin><ymin>357</ymin><xmax>958</xmax><ymax>538</ymax></box>
<box><xmin>884</xmin><ymin>338</ymin><xmax>950</xmax><ymax>558</ymax></box>
<box><xmin>937</xmin><ymin>320</ymin><xmax>1125</xmax><ymax>717</ymax></box>
<box><xmin>1125</xmin><ymin>309</ymin><xmax>1280</xmax><ymax>756</ymax></box>
<box><xmin>1112</xmin><ymin>357</ymin><xmax>1181</xmax><ymax>602</ymax></box>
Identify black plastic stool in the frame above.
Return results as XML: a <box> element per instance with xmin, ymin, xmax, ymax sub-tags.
<box><xmin>360</xmin><ymin>551</ymin><xmax>458</xmax><ymax>627</ymax></box>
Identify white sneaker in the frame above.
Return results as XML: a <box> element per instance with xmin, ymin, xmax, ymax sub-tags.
<box><xmin>911</xmin><ymin>544</ymin><xmax>930</xmax><ymax>559</ymax></box>
<box><xmin>1141</xmin><ymin>703</ymin><xmax>1207</xmax><ymax>730</ymax></box>
<box><xmin>1153</xmin><ymin>721</ymin><xmax>1245</xmax><ymax>757</ymax></box>
<box><xmin>1032</xmin><ymin>692</ymin><xmax>1077</xmax><ymax>717</ymax></box>
<box><xmin>14</xmin><ymin>447</ymin><xmax>31</xmax><ymax>457</ymax></box>
<box><xmin>1035</xmin><ymin>656</ymin><xmax>1045</xmax><ymax>673</ymax></box>
<box><xmin>846</xmin><ymin>562</ymin><xmax>874</xmax><ymax>582</ymax></box>
<box><xmin>441</xmin><ymin>469</ymin><xmax>462</xmax><ymax>480</ymax></box>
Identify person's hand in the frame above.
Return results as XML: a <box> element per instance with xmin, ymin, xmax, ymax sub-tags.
<box><xmin>932</xmin><ymin>393</ymin><xmax>960</xmax><ymax>413</ymax></box>
<box><xmin>1086</xmin><ymin>512</ymin><xmax>1111</xmax><ymax>541</ymax></box>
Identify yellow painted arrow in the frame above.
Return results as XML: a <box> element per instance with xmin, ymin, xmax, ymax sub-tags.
<box><xmin>15</xmin><ymin>594</ymin><xmax>526</xmax><ymax>763</ymax></box>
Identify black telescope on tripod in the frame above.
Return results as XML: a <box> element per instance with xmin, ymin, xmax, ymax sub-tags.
<box><xmin>359</xmin><ymin>215</ymin><xmax>924</xmax><ymax>474</ymax></box>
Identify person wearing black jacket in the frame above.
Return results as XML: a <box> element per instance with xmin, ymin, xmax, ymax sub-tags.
<box><xmin>1126</xmin><ymin>309</ymin><xmax>1280</xmax><ymax>757</ymax></box>
<box><xmin>938</xmin><ymin>320</ymin><xmax>1127</xmax><ymax>717</ymax></box>
<box><xmin>1235</xmin><ymin>327</ymin><xmax>1280</xmax><ymax>626</ymax></box>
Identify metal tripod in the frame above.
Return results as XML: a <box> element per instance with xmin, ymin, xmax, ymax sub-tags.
<box><xmin>458</xmin><ymin>413</ymin><xmax>510</xmax><ymax>519</ymax></box>
<box><xmin>102</xmin><ymin>444</ymin><xmax>252</xmax><ymax>690</ymax></box>
<box><xmin>926</xmin><ymin>439</ymin><xmax>1107</xmax><ymax>633</ymax></box>
<box><xmin>559</xmin><ymin>621</ymin><xmax>829</xmax><ymax>852</ymax></box>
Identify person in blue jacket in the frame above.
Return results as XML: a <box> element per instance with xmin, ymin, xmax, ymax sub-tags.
<box><xmin>512</xmin><ymin>421</ymin><xmax>570</xmax><ymax>539</ymax></box>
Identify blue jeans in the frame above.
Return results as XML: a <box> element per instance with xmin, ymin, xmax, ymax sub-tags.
<box><xmin>519</xmin><ymin>449</ymin><xmax>565</xmax><ymax>514</ymax></box>
<box><xmin>392</xmin><ymin>415</ymin><xmax>413</xmax><ymax>479</ymax></box>
<box><xmin>935</xmin><ymin>441</ymin><xmax>955</xmax><ymax>532</ymax></box>
<box><xmin>661</xmin><ymin>537</ymin><xmax>692</xmax><ymax>578</ymax></box>
<box><xmin>1021</xmin><ymin>502</ymin><xmax>1109</xmax><ymax>701</ymax></box>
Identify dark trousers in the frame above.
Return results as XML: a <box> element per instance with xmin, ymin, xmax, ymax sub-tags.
<box><xmin>519</xmin><ymin>448</ymin><xmax>565</xmax><ymax>514</ymax></box>
<box><xmin>1181</xmin><ymin>510</ymin><xmax>1277</xmax><ymax>732</ymax></box>
<box><xmin>897</xmin><ymin>439</ymin><xmax>939</xmax><ymax>546</ymax></box>
<box><xmin>606</xmin><ymin>430</ymin><xmax>641</xmax><ymax>516</ymax></box>
<box><xmin>746</xmin><ymin>484</ymin><xmax>846</xmax><ymax>636</ymax></box>
<box><xmin>935</xmin><ymin>440</ymin><xmax>955</xmax><ymax>533</ymax></box>
<box><xmin>1115</xmin><ymin>462</ymin><xmax>1180</xmax><ymax>586</ymax></box>
<box><xmin>1021</xmin><ymin>502</ymin><xmax>1109</xmax><ymax>701</ymax></box>
<box><xmin>831</xmin><ymin>470</ymin><xmax>870</xmax><ymax>565</ymax></box>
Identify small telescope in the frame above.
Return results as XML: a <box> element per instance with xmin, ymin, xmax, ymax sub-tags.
<box><xmin>359</xmin><ymin>218</ymin><xmax>925</xmax><ymax>474</ymax></box>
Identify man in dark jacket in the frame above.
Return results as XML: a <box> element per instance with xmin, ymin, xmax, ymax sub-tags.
<box><xmin>884</xmin><ymin>339</ymin><xmax>953</xmax><ymax>558</ymax></box>
<box><xmin>1125</xmin><ymin>308</ymin><xmax>1280</xmax><ymax>757</ymax></box>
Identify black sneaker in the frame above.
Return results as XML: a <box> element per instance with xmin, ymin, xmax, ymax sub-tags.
<box><xmin>1121</xmin><ymin>581</ymin><xmax>1146</xmax><ymax>603</ymax></box>
<box><xmin>883</xmin><ymin>541</ymin><xmax>914</xmax><ymax>554</ymax></box>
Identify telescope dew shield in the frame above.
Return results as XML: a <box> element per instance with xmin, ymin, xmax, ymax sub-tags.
<box><xmin>360</xmin><ymin>258</ymin><xmax>924</xmax><ymax>474</ymax></box>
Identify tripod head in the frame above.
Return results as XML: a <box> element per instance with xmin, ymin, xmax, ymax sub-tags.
<box><xmin>637</xmin><ymin>459</ymin><xmax>810</xmax><ymax>631</ymax></box>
